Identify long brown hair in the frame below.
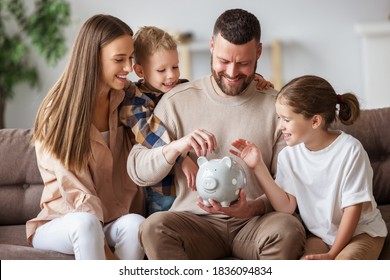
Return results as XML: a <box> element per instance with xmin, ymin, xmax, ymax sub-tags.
<box><xmin>277</xmin><ymin>75</ymin><xmax>360</xmax><ymax>128</ymax></box>
<box><xmin>33</xmin><ymin>14</ymin><xmax>133</xmax><ymax>173</ymax></box>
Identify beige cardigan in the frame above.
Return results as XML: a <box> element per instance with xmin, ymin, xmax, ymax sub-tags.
<box><xmin>26</xmin><ymin>89</ymin><xmax>144</xmax><ymax>242</ymax></box>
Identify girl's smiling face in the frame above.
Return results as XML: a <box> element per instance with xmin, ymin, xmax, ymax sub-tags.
<box><xmin>275</xmin><ymin>97</ymin><xmax>314</xmax><ymax>147</ymax></box>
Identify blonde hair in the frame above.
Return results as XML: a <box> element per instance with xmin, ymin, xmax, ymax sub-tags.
<box><xmin>33</xmin><ymin>14</ymin><xmax>133</xmax><ymax>173</ymax></box>
<box><xmin>133</xmin><ymin>26</ymin><xmax>177</xmax><ymax>65</ymax></box>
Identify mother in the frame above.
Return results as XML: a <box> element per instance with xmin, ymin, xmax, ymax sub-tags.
<box><xmin>26</xmin><ymin>14</ymin><xmax>145</xmax><ymax>260</ymax></box>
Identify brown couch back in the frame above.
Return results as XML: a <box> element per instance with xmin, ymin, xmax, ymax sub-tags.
<box><xmin>333</xmin><ymin>107</ymin><xmax>390</xmax><ymax>205</ymax></box>
<box><xmin>0</xmin><ymin>129</ymin><xmax>43</xmax><ymax>225</ymax></box>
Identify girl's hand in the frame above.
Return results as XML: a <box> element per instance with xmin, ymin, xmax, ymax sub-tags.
<box><xmin>230</xmin><ymin>139</ymin><xmax>261</xmax><ymax>169</ymax></box>
<box><xmin>304</xmin><ymin>253</ymin><xmax>334</xmax><ymax>260</ymax></box>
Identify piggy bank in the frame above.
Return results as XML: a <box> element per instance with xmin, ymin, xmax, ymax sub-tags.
<box><xmin>196</xmin><ymin>156</ymin><xmax>246</xmax><ymax>207</ymax></box>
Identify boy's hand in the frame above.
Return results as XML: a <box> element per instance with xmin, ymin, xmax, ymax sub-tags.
<box><xmin>254</xmin><ymin>74</ymin><xmax>274</xmax><ymax>90</ymax></box>
<box><xmin>181</xmin><ymin>156</ymin><xmax>198</xmax><ymax>191</ymax></box>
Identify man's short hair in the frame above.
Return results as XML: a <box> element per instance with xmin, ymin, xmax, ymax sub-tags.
<box><xmin>213</xmin><ymin>8</ymin><xmax>261</xmax><ymax>45</ymax></box>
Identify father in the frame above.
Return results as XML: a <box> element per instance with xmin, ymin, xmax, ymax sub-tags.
<box><xmin>128</xmin><ymin>8</ymin><xmax>305</xmax><ymax>259</ymax></box>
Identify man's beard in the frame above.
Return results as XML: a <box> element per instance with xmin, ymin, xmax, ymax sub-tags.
<box><xmin>211</xmin><ymin>57</ymin><xmax>256</xmax><ymax>96</ymax></box>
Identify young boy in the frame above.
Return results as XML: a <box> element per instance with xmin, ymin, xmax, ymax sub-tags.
<box><xmin>121</xmin><ymin>26</ymin><xmax>273</xmax><ymax>216</ymax></box>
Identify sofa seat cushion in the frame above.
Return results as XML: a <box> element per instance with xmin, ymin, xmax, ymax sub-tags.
<box><xmin>0</xmin><ymin>225</ymin><xmax>74</xmax><ymax>260</ymax></box>
<box><xmin>0</xmin><ymin>244</ymin><xmax>74</xmax><ymax>260</ymax></box>
<box><xmin>0</xmin><ymin>225</ymin><xmax>30</xmax><ymax>246</ymax></box>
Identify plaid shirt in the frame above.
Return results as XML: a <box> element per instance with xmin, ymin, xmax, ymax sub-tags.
<box><xmin>119</xmin><ymin>79</ymin><xmax>188</xmax><ymax>195</ymax></box>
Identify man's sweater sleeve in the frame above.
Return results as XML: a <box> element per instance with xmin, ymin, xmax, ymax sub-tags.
<box><xmin>127</xmin><ymin>144</ymin><xmax>174</xmax><ymax>187</ymax></box>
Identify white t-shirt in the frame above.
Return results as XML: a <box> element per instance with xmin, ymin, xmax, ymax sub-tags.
<box><xmin>275</xmin><ymin>131</ymin><xmax>387</xmax><ymax>245</ymax></box>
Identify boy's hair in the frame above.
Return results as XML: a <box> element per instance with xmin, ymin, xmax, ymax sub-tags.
<box><xmin>133</xmin><ymin>26</ymin><xmax>177</xmax><ymax>65</ymax></box>
<box><xmin>213</xmin><ymin>8</ymin><xmax>261</xmax><ymax>45</ymax></box>
<box><xmin>33</xmin><ymin>14</ymin><xmax>133</xmax><ymax>173</ymax></box>
<box><xmin>277</xmin><ymin>75</ymin><xmax>360</xmax><ymax>127</ymax></box>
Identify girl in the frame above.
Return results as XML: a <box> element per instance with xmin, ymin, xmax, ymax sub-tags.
<box><xmin>27</xmin><ymin>14</ymin><xmax>146</xmax><ymax>260</ymax></box>
<box><xmin>230</xmin><ymin>75</ymin><xmax>387</xmax><ymax>259</ymax></box>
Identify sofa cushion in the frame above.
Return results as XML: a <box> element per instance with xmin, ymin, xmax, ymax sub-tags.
<box><xmin>378</xmin><ymin>205</ymin><xmax>390</xmax><ymax>259</ymax></box>
<box><xmin>333</xmin><ymin>107</ymin><xmax>390</xmax><ymax>205</ymax></box>
<box><xmin>0</xmin><ymin>224</ymin><xmax>35</xmax><ymax>246</ymax></box>
<box><xmin>0</xmin><ymin>129</ymin><xmax>44</xmax><ymax>225</ymax></box>
<box><xmin>0</xmin><ymin>184</ymin><xmax>43</xmax><ymax>225</ymax></box>
<box><xmin>0</xmin><ymin>244</ymin><xmax>74</xmax><ymax>260</ymax></box>
<box><xmin>0</xmin><ymin>129</ymin><xmax>42</xmax><ymax>185</ymax></box>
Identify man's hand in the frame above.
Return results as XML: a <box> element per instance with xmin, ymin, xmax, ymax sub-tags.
<box><xmin>196</xmin><ymin>189</ymin><xmax>264</xmax><ymax>218</ymax></box>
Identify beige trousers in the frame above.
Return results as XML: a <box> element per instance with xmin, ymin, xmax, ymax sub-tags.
<box><xmin>139</xmin><ymin>211</ymin><xmax>306</xmax><ymax>260</ymax></box>
<box><xmin>302</xmin><ymin>233</ymin><xmax>385</xmax><ymax>260</ymax></box>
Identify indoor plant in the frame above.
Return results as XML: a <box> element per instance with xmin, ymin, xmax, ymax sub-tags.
<box><xmin>0</xmin><ymin>0</ymin><xmax>70</xmax><ymax>128</ymax></box>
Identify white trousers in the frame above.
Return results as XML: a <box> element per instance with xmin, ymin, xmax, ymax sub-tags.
<box><xmin>32</xmin><ymin>212</ymin><xmax>145</xmax><ymax>260</ymax></box>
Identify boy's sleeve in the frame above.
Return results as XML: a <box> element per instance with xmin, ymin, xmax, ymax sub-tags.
<box><xmin>120</xmin><ymin>82</ymin><xmax>172</xmax><ymax>148</ymax></box>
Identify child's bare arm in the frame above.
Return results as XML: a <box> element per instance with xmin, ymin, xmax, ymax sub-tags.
<box><xmin>230</xmin><ymin>138</ymin><xmax>296</xmax><ymax>214</ymax></box>
<box><xmin>180</xmin><ymin>156</ymin><xmax>198</xmax><ymax>191</ymax></box>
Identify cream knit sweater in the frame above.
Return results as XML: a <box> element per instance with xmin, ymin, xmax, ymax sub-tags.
<box><xmin>128</xmin><ymin>76</ymin><xmax>285</xmax><ymax>214</ymax></box>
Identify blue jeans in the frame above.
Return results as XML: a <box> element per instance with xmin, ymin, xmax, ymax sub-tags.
<box><xmin>145</xmin><ymin>187</ymin><xmax>175</xmax><ymax>216</ymax></box>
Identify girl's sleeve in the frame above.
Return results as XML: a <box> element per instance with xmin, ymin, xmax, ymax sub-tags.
<box><xmin>340</xmin><ymin>144</ymin><xmax>374</xmax><ymax>209</ymax></box>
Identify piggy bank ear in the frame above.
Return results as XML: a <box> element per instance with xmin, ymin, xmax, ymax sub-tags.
<box><xmin>221</xmin><ymin>156</ymin><xmax>232</xmax><ymax>168</ymax></box>
<box><xmin>197</xmin><ymin>156</ymin><xmax>208</xmax><ymax>167</ymax></box>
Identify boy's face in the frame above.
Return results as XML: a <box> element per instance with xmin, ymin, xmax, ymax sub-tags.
<box><xmin>135</xmin><ymin>48</ymin><xmax>180</xmax><ymax>93</ymax></box>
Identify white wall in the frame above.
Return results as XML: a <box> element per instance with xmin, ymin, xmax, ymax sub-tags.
<box><xmin>5</xmin><ymin>0</ymin><xmax>390</xmax><ymax>128</ymax></box>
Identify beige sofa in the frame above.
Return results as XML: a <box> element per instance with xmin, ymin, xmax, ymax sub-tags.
<box><xmin>0</xmin><ymin>107</ymin><xmax>389</xmax><ymax>259</ymax></box>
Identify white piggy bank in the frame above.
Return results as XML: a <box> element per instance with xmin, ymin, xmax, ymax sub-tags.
<box><xmin>196</xmin><ymin>156</ymin><xmax>246</xmax><ymax>207</ymax></box>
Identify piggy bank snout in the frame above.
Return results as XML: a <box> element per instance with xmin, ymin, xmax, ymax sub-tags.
<box><xmin>202</xmin><ymin>178</ymin><xmax>217</xmax><ymax>190</ymax></box>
